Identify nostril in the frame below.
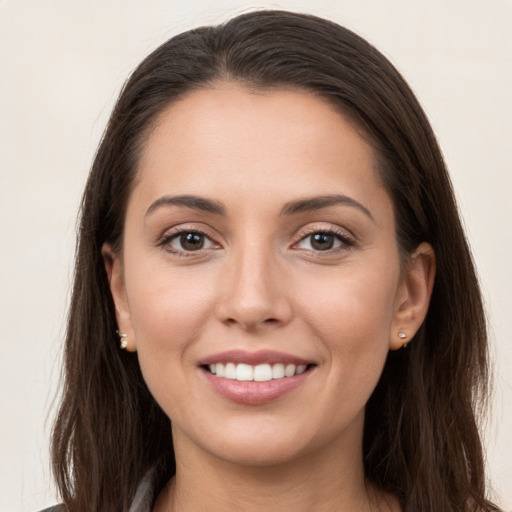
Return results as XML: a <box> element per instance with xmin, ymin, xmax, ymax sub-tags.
<box><xmin>223</xmin><ymin>314</ymin><xmax>281</xmax><ymax>328</ymax></box>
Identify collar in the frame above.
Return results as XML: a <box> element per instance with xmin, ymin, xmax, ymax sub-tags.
<box><xmin>129</xmin><ymin>471</ymin><xmax>155</xmax><ymax>512</ymax></box>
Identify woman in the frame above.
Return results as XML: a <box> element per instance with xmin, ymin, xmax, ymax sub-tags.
<box><xmin>45</xmin><ymin>10</ymin><xmax>498</xmax><ymax>512</ymax></box>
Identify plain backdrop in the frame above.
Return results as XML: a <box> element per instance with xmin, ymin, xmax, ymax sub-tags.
<box><xmin>1</xmin><ymin>1</ymin><xmax>511</xmax><ymax>510</ymax></box>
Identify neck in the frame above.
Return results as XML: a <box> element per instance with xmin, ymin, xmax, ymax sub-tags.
<box><xmin>153</xmin><ymin>424</ymin><xmax>397</xmax><ymax>512</ymax></box>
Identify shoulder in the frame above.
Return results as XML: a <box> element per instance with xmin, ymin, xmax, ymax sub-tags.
<box><xmin>37</xmin><ymin>506</ymin><xmax>65</xmax><ymax>512</ymax></box>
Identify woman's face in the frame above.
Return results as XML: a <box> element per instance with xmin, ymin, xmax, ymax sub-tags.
<box><xmin>107</xmin><ymin>85</ymin><xmax>430</xmax><ymax>467</ymax></box>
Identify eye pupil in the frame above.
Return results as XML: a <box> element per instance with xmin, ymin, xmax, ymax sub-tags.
<box><xmin>311</xmin><ymin>233</ymin><xmax>334</xmax><ymax>250</ymax></box>
<box><xmin>180</xmin><ymin>232</ymin><xmax>204</xmax><ymax>250</ymax></box>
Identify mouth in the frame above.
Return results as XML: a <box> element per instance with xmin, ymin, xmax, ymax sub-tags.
<box><xmin>198</xmin><ymin>351</ymin><xmax>316</xmax><ymax>405</ymax></box>
<box><xmin>203</xmin><ymin>362</ymin><xmax>312</xmax><ymax>382</ymax></box>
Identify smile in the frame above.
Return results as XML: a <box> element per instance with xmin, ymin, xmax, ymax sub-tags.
<box><xmin>208</xmin><ymin>362</ymin><xmax>308</xmax><ymax>381</ymax></box>
<box><xmin>199</xmin><ymin>351</ymin><xmax>316</xmax><ymax>405</ymax></box>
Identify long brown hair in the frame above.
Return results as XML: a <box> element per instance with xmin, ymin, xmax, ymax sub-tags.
<box><xmin>51</xmin><ymin>10</ymin><xmax>498</xmax><ymax>511</ymax></box>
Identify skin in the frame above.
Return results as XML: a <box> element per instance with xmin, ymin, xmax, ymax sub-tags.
<box><xmin>104</xmin><ymin>85</ymin><xmax>435</xmax><ymax>511</ymax></box>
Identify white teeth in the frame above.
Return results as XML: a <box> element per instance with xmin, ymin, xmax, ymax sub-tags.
<box><xmin>225</xmin><ymin>362</ymin><xmax>236</xmax><ymax>379</ymax></box>
<box><xmin>272</xmin><ymin>363</ymin><xmax>285</xmax><ymax>379</ymax></box>
<box><xmin>236</xmin><ymin>363</ymin><xmax>253</xmax><ymax>381</ymax></box>
<box><xmin>254</xmin><ymin>364</ymin><xmax>272</xmax><ymax>382</ymax></box>
<box><xmin>207</xmin><ymin>362</ymin><xmax>309</xmax><ymax>381</ymax></box>
<box><xmin>296</xmin><ymin>364</ymin><xmax>307</xmax><ymax>375</ymax></box>
<box><xmin>284</xmin><ymin>364</ymin><xmax>296</xmax><ymax>377</ymax></box>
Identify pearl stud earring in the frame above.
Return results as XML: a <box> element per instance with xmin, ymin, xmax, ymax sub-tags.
<box><xmin>117</xmin><ymin>331</ymin><xmax>128</xmax><ymax>350</ymax></box>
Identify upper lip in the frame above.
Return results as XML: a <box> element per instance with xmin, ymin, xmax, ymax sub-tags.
<box><xmin>198</xmin><ymin>350</ymin><xmax>314</xmax><ymax>366</ymax></box>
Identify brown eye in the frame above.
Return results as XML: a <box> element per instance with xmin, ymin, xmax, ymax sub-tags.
<box><xmin>166</xmin><ymin>231</ymin><xmax>216</xmax><ymax>253</ymax></box>
<box><xmin>310</xmin><ymin>233</ymin><xmax>335</xmax><ymax>251</ymax></box>
<box><xmin>294</xmin><ymin>230</ymin><xmax>354</xmax><ymax>253</ymax></box>
<box><xmin>179</xmin><ymin>232</ymin><xmax>204</xmax><ymax>251</ymax></box>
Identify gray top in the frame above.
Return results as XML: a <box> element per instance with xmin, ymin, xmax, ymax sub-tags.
<box><xmin>128</xmin><ymin>471</ymin><xmax>154</xmax><ymax>512</ymax></box>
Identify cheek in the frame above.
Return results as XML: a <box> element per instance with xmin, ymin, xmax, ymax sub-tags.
<box><xmin>125</xmin><ymin>263</ymin><xmax>216</xmax><ymax>379</ymax></box>
<box><xmin>130</xmin><ymin>266</ymin><xmax>215</xmax><ymax>337</ymax></box>
<box><xmin>125</xmin><ymin>269</ymin><xmax>218</xmax><ymax>424</ymax></box>
<box><xmin>299</xmin><ymin>263</ymin><xmax>397</xmax><ymax>331</ymax></box>
<box><xmin>294</xmin><ymin>265</ymin><xmax>398</xmax><ymax>381</ymax></box>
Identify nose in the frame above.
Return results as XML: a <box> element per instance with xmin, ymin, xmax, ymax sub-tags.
<box><xmin>214</xmin><ymin>241</ymin><xmax>293</xmax><ymax>331</ymax></box>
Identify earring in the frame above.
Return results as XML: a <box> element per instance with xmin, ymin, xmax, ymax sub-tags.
<box><xmin>117</xmin><ymin>331</ymin><xmax>128</xmax><ymax>350</ymax></box>
<box><xmin>398</xmin><ymin>332</ymin><xmax>408</xmax><ymax>348</ymax></box>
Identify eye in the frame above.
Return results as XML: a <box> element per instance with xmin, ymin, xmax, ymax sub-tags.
<box><xmin>295</xmin><ymin>230</ymin><xmax>354</xmax><ymax>252</ymax></box>
<box><xmin>165</xmin><ymin>230</ymin><xmax>217</xmax><ymax>253</ymax></box>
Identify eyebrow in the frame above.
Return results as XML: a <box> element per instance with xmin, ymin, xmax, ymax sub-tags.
<box><xmin>145</xmin><ymin>193</ymin><xmax>374</xmax><ymax>222</ymax></box>
<box><xmin>280</xmin><ymin>194</ymin><xmax>375</xmax><ymax>222</ymax></box>
<box><xmin>145</xmin><ymin>194</ymin><xmax>226</xmax><ymax>217</ymax></box>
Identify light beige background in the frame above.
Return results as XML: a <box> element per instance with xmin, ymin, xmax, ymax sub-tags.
<box><xmin>1</xmin><ymin>1</ymin><xmax>511</xmax><ymax>510</ymax></box>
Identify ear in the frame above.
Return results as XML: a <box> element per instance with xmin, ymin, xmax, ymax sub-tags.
<box><xmin>102</xmin><ymin>243</ymin><xmax>137</xmax><ymax>352</ymax></box>
<box><xmin>389</xmin><ymin>242</ymin><xmax>436</xmax><ymax>350</ymax></box>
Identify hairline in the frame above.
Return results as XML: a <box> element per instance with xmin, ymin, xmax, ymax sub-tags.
<box><xmin>116</xmin><ymin>79</ymin><xmax>406</xmax><ymax>260</ymax></box>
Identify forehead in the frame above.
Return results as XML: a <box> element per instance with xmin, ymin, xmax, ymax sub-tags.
<box><xmin>132</xmin><ymin>85</ymin><xmax>391</xmax><ymax>219</ymax></box>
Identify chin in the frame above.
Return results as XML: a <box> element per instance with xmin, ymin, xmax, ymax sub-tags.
<box><xmin>209</xmin><ymin>437</ymin><xmax>312</xmax><ymax>468</ymax></box>
<box><xmin>178</xmin><ymin>411</ymin><xmax>361</xmax><ymax>470</ymax></box>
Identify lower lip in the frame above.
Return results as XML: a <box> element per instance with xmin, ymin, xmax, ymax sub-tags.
<box><xmin>201</xmin><ymin>367</ymin><xmax>313</xmax><ymax>405</ymax></box>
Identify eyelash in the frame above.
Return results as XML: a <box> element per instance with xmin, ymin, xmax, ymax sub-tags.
<box><xmin>158</xmin><ymin>226</ymin><xmax>355</xmax><ymax>257</ymax></box>
<box><xmin>158</xmin><ymin>228</ymin><xmax>220</xmax><ymax>257</ymax></box>
<box><xmin>293</xmin><ymin>227</ymin><xmax>355</xmax><ymax>255</ymax></box>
